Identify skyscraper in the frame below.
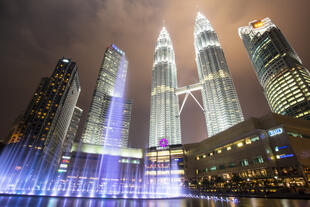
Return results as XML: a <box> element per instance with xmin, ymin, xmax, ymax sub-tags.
<box><xmin>239</xmin><ymin>18</ymin><xmax>310</xmax><ymax>120</ymax></box>
<box><xmin>62</xmin><ymin>106</ymin><xmax>83</xmax><ymax>153</ymax></box>
<box><xmin>149</xmin><ymin>27</ymin><xmax>181</xmax><ymax>148</ymax></box>
<box><xmin>7</xmin><ymin>58</ymin><xmax>81</xmax><ymax>164</ymax></box>
<box><xmin>81</xmin><ymin>44</ymin><xmax>132</xmax><ymax>147</ymax></box>
<box><xmin>194</xmin><ymin>12</ymin><xmax>244</xmax><ymax>137</ymax></box>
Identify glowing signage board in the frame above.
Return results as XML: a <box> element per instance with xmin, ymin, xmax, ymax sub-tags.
<box><xmin>279</xmin><ymin>154</ymin><xmax>294</xmax><ymax>159</ymax></box>
<box><xmin>268</xmin><ymin>128</ymin><xmax>283</xmax><ymax>137</ymax></box>
<box><xmin>60</xmin><ymin>164</ymin><xmax>68</xmax><ymax>168</ymax></box>
<box><xmin>252</xmin><ymin>21</ymin><xmax>264</xmax><ymax>28</ymax></box>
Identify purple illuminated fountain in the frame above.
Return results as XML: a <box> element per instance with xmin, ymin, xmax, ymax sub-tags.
<box><xmin>0</xmin><ymin>47</ymin><xmax>235</xmax><ymax>203</ymax></box>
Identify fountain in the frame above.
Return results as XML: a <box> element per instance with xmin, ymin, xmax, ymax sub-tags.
<box><xmin>0</xmin><ymin>53</ymin><xmax>185</xmax><ymax>199</ymax></box>
<box><xmin>0</xmin><ymin>50</ymin><xmax>235</xmax><ymax>203</ymax></box>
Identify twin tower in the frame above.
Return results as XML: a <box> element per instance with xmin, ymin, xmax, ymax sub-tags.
<box><xmin>149</xmin><ymin>12</ymin><xmax>244</xmax><ymax>147</ymax></box>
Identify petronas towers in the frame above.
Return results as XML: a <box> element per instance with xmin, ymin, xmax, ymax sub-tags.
<box><xmin>194</xmin><ymin>12</ymin><xmax>244</xmax><ymax>136</ymax></box>
<box><xmin>149</xmin><ymin>12</ymin><xmax>244</xmax><ymax>147</ymax></box>
<box><xmin>149</xmin><ymin>27</ymin><xmax>181</xmax><ymax>148</ymax></box>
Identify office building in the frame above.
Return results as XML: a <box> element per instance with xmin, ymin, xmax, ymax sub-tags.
<box><xmin>184</xmin><ymin>113</ymin><xmax>310</xmax><ymax>193</ymax></box>
<box><xmin>239</xmin><ymin>17</ymin><xmax>310</xmax><ymax>120</ymax></box>
<box><xmin>7</xmin><ymin>58</ymin><xmax>81</xmax><ymax>164</ymax></box>
<box><xmin>81</xmin><ymin>44</ymin><xmax>131</xmax><ymax>147</ymax></box>
<box><xmin>62</xmin><ymin>106</ymin><xmax>83</xmax><ymax>153</ymax></box>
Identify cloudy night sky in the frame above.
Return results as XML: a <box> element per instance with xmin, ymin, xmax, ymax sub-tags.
<box><xmin>0</xmin><ymin>0</ymin><xmax>309</xmax><ymax>148</ymax></box>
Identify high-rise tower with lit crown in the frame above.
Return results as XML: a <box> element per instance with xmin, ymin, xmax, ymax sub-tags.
<box><xmin>81</xmin><ymin>45</ymin><xmax>132</xmax><ymax>147</ymax></box>
<box><xmin>149</xmin><ymin>27</ymin><xmax>181</xmax><ymax>147</ymax></box>
<box><xmin>194</xmin><ymin>12</ymin><xmax>244</xmax><ymax>137</ymax></box>
<box><xmin>239</xmin><ymin>18</ymin><xmax>310</xmax><ymax>120</ymax></box>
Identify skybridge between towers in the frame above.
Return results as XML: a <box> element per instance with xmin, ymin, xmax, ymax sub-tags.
<box><xmin>175</xmin><ymin>82</ymin><xmax>205</xmax><ymax>117</ymax></box>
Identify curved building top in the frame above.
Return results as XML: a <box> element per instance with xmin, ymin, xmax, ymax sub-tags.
<box><xmin>238</xmin><ymin>17</ymin><xmax>276</xmax><ymax>39</ymax></box>
<box><xmin>153</xmin><ymin>27</ymin><xmax>175</xmax><ymax>66</ymax></box>
<box><xmin>194</xmin><ymin>12</ymin><xmax>214</xmax><ymax>35</ymax></box>
<box><xmin>194</xmin><ymin>12</ymin><xmax>220</xmax><ymax>51</ymax></box>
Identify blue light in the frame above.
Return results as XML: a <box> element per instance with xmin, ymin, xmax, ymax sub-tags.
<box><xmin>279</xmin><ymin>154</ymin><xmax>294</xmax><ymax>159</ymax></box>
<box><xmin>268</xmin><ymin>128</ymin><xmax>283</xmax><ymax>137</ymax></box>
<box><xmin>111</xmin><ymin>44</ymin><xmax>124</xmax><ymax>55</ymax></box>
<box><xmin>278</xmin><ymin>146</ymin><xmax>288</xmax><ymax>150</ymax></box>
<box><xmin>112</xmin><ymin>44</ymin><xmax>119</xmax><ymax>50</ymax></box>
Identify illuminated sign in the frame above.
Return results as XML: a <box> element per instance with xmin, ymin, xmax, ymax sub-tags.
<box><xmin>268</xmin><ymin>128</ymin><xmax>283</xmax><ymax>137</ymax></box>
<box><xmin>277</xmin><ymin>154</ymin><xmax>294</xmax><ymax>159</ymax></box>
<box><xmin>279</xmin><ymin>154</ymin><xmax>294</xmax><ymax>159</ymax></box>
<box><xmin>252</xmin><ymin>20</ymin><xmax>264</xmax><ymax>28</ymax></box>
<box><xmin>275</xmin><ymin>145</ymin><xmax>288</xmax><ymax>151</ymax></box>
<box><xmin>60</xmin><ymin>164</ymin><xmax>68</xmax><ymax>168</ymax></box>
<box><xmin>159</xmin><ymin>138</ymin><xmax>168</xmax><ymax>147</ymax></box>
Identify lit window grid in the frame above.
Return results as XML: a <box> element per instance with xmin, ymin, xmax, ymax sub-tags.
<box><xmin>81</xmin><ymin>46</ymin><xmax>130</xmax><ymax>147</ymax></box>
<box><xmin>149</xmin><ymin>28</ymin><xmax>181</xmax><ymax>147</ymax></box>
<box><xmin>194</xmin><ymin>14</ymin><xmax>244</xmax><ymax>137</ymax></box>
<box><xmin>265</xmin><ymin>67</ymin><xmax>310</xmax><ymax>116</ymax></box>
<box><xmin>239</xmin><ymin>22</ymin><xmax>310</xmax><ymax>120</ymax></box>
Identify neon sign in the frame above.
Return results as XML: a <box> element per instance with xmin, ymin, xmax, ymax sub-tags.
<box><xmin>60</xmin><ymin>164</ymin><xmax>68</xmax><ymax>168</ymax></box>
<box><xmin>252</xmin><ymin>21</ymin><xmax>264</xmax><ymax>28</ymax></box>
<box><xmin>275</xmin><ymin>145</ymin><xmax>288</xmax><ymax>151</ymax></box>
<box><xmin>279</xmin><ymin>154</ymin><xmax>294</xmax><ymax>159</ymax></box>
<box><xmin>268</xmin><ymin>128</ymin><xmax>283</xmax><ymax>137</ymax></box>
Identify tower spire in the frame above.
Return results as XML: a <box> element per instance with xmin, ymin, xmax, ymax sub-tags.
<box><xmin>194</xmin><ymin>11</ymin><xmax>244</xmax><ymax>137</ymax></box>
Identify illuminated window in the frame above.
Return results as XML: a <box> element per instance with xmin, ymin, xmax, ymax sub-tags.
<box><xmin>240</xmin><ymin>159</ymin><xmax>249</xmax><ymax>167</ymax></box>
<box><xmin>146</xmin><ymin>152</ymin><xmax>157</xmax><ymax>157</ymax></box>
<box><xmin>170</xmin><ymin>150</ymin><xmax>183</xmax><ymax>155</ymax></box>
<box><xmin>237</xmin><ymin>142</ymin><xmax>244</xmax><ymax>147</ymax></box>
<box><xmin>251</xmin><ymin>136</ymin><xmax>259</xmax><ymax>142</ymax></box>
<box><xmin>158</xmin><ymin>151</ymin><xmax>169</xmax><ymax>156</ymax></box>
<box><xmin>245</xmin><ymin>138</ymin><xmax>251</xmax><ymax>144</ymax></box>
<box><xmin>253</xmin><ymin>156</ymin><xmax>264</xmax><ymax>164</ymax></box>
<box><xmin>229</xmin><ymin>162</ymin><xmax>236</xmax><ymax>168</ymax></box>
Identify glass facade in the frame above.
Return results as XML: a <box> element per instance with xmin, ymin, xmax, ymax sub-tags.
<box><xmin>7</xmin><ymin>58</ymin><xmax>81</xmax><ymax>164</ymax></box>
<box><xmin>149</xmin><ymin>27</ymin><xmax>181</xmax><ymax>147</ymax></box>
<box><xmin>194</xmin><ymin>12</ymin><xmax>244</xmax><ymax>137</ymax></box>
<box><xmin>81</xmin><ymin>45</ymin><xmax>132</xmax><ymax>147</ymax></box>
<box><xmin>186</xmin><ymin>114</ymin><xmax>310</xmax><ymax>194</ymax></box>
<box><xmin>62</xmin><ymin>106</ymin><xmax>83</xmax><ymax>153</ymax></box>
<box><xmin>239</xmin><ymin>17</ymin><xmax>310</xmax><ymax>120</ymax></box>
